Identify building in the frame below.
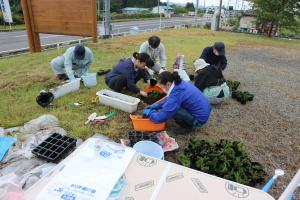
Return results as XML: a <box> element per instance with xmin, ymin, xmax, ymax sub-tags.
<box><xmin>152</xmin><ymin>6</ymin><xmax>175</xmax><ymax>15</ymax></box>
<box><xmin>239</xmin><ymin>14</ymin><xmax>257</xmax><ymax>33</ymax></box>
<box><xmin>205</xmin><ymin>6</ymin><xmax>219</xmax><ymax>14</ymax></box>
<box><xmin>121</xmin><ymin>7</ymin><xmax>149</xmax><ymax>14</ymax></box>
<box><xmin>188</xmin><ymin>11</ymin><xmax>195</xmax><ymax>16</ymax></box>
<box><xmin>238</xmin><ymin>13</ymin><xmax>279</xmax><ymax>36</ymax></box>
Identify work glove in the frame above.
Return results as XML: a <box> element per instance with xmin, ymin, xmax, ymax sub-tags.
<box><xmin>146</xmin><ymin>103</ymin><xmax>160</xmax><ymax>110</ymax></box>
<box><xmin>147</xmin><ymin>68</ymin><xmax>154</xmax><ymax>76</ymax></box>
<box><xmin>142</xmin><ymin>108</ymin><xmax>156</xmax><ymax>117</ymax></box>
<box><xmin>159</xmin><ymin>68</ymin><xmax>165</xmax><ymax>74</ymax></box>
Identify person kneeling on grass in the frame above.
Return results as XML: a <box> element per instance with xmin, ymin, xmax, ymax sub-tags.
<box><xmin>194</xmin><ymin>59</ymin><xmax>230</xmax><ymax>105</ymax></box>
<box><xmin>105</xmin><ymin>52</ymin><xmax>154</xmax><ymax>97</ymax></box>
<box><xmin>143</xmin><ymin>71</ymin><xmax>211</xmax><ymax>134</ymax></box>
<box><xmin>50</xmin><ymin>44</ymin><xmax>93</xmax><ymax>81</ymax></box>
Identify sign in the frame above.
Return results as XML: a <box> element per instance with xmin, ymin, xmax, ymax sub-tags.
<box><xmin>21</xmin><ymin>0</ymin><xmax>97</xmax><ymax>52</ymax></box>
<box><xmin>0</xmin><ymin>0</ymin><xmax>13</xmax><ymax>23</ymax></box>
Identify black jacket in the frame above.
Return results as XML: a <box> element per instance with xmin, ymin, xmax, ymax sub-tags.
<box><xmin>200</xmin><ymin>46</ymin><xmax>227</xmax><ymax>70</ymax></box>
<box><xmin>195</xmin><ymin>65</ymin><xmax>226</xmax><ymax>92</ymax></box>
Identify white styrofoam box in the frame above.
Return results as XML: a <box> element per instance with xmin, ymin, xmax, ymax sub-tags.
<box><xmin>96</xmin><ymin>89</ymin><xmax>140</xmax><ymax>113</ymax></box>
<box><xmin>50</xmin><ymin>78</ymin><xmax>81</xmax><ymax>99</ymax></box>
<box><xmin>174</xmin><ymin>69</ymin><xmax>190</xmax><ymax>82</ymax></box>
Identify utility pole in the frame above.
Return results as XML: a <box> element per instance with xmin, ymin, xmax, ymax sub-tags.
<box><xmin>158</xmin><ymin>0</ymin><xmax>162</xmax><ymax>29</ymax></box>
<box><xmin>97</xmin><ymin>0</ymin><xmax>101</xmax><ymax>19</ymax></box>
<box><xmin>235</xmin><ymin>0</ymin><xmax>238</xmax><ymax>14</ymax></box>
<box><xmin>167</xmin><ymin>0</ymin><xmax>170</xmax><ymax>18</ymax></box>
<box><xmin>195</xmin><ymin>0</ymin><xmax>199</xmax><ymax>25</ymax></box>
<box><xmin>104</xmin><ymin>0</ymin><xmax>111</xmax><ymax>36</ymax></box>
<box><xmin>216</xmin><ymin>0</ymin><xmax>223</xmax><ymax>30</ymax></box>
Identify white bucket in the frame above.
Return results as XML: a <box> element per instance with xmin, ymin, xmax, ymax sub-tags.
<box><xmin>82</xmin><ymin>73</ymin><xmax>97</xmax><ymax>87</ymax></box>
<box><xmin>133</xmin><ymin>140</ymin><xmax>164</xmax><ymax>160</ymax></box>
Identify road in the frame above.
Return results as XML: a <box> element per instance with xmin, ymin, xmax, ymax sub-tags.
<box><xmin>0</xmin><ymin>17</ymin><xmax>210</xmax><ymax>54</ymax></box>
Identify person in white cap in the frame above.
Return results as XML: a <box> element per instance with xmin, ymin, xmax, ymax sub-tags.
<box><xmin>194</xmin><ymin>59</ymin><xmax>229</xmax><ymax>104</ymax></box>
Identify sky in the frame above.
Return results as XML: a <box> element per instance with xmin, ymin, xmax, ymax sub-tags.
<box><xmin>161</xmin><ymin>0</ymin><xmax>251</xmax><ymax>9</ymax></box>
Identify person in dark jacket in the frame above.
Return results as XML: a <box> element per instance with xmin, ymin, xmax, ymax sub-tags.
<box><xmin>194</xmin><ymin>59</ymin><xmax>229</xmax><ymax>104</ymax></box>
<box><xmin>143</xmin><ymin>71</ymin><xmax>211</xmax><ymax>133</ymax></box>
<box><xmin>105</xmin><ymin>52</ymin><xmax>154</xmax><ymax>97</ymax></box>
<box><xmin>200</xmin><ymin>42</ymin><xmax>227</xmax><ymax>70</ymax></box>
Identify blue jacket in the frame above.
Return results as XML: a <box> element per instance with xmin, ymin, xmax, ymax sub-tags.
<box><xmin>105</xmin><ymin>58</ymin><xmax>149</xmax><ymax>93</ymax></box>
<box><xmin>200</xmin><ymin>46</ymin><xmax>227</xmax><ymax>70</ymax></box>
<box><xmin>148</xmin><ymin>81</ymin><xmax>211</xmax><ymax>124</ymax></box>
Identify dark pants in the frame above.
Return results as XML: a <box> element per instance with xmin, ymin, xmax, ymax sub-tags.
<box><xmin>106</xmin><ymin>75</ymin><xmax>144</xmax><ymax>92</ymax></box>
<box><xmin>173</xmin><ymin>108</ymin><xmax>203</xmax><ymax>129</ymax></box>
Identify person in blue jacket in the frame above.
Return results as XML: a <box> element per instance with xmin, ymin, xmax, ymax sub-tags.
<box><xmin>105</xmin><ymin>52</ymin><xmax>154</xmax><ymax>97</ymax></box>
<box><xmin>51</xmin><ymin>44</ymin><xmax>93</xmax><ymax>81</ymax></box>
<box><xmin>143</xmin><ymin>71</ymin><xmax>211</xmax><ymax>133</ymax></box>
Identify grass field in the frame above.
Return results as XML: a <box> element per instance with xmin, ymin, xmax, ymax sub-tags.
<box><xmin>0</xmin><ymin>28</ymin><xmax>299</xmax><ymax>198</ymax></box>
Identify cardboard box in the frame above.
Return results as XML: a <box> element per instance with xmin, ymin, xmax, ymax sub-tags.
<box><xmin>26</xmin><ymin>139</ymin><xmax>274</xmax><ymax>200</ymax></box>
<box><xmin>120</xmin><ymin>154</ymin><xmax>275</xmax><ymax>200</ymax></box>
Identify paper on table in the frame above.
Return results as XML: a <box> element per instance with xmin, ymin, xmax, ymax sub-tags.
<box><xmin>36</xmin><ymin>138</ymin><xmax>135</xmax><ymax>200</ymax></box>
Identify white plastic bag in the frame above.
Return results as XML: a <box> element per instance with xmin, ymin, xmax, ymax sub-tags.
<box><xmin>23</xmin><ymin>114</ymin><xmax>59</xmax><ymax>134</ymax></box>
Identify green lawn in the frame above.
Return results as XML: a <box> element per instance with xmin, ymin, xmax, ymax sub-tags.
<box><xmin>0</xmin><ymin>28</ymin><xmax>298</xmax><ymax>140</ymax></box>
<box><xmin>0</xmin><ymin>24</ymin><xmax>25</xmax><ymax>31</ymax></box>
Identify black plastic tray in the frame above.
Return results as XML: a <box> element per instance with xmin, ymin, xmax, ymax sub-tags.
<box><xmin>128</xmin><ymin>131</ymin><xmax>159</xmax><ymax>147</ymax></box>
<box><xmin>32</xmin><ymin>133</ymin><xmax>77</xmax><ymax>163</ymax></box>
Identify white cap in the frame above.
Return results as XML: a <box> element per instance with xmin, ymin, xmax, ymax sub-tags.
<box><xmin>193</xmin><ymin>59</ymin><xmax>209</xmax><ymax>72</ymax></box>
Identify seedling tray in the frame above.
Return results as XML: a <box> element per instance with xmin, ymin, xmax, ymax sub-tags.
<box><xmin>32</xmin><ymin>133</ymin><xmax>77</xmax><ymax>163</ymax></box>
<box><xmin>128</xmin><ymin>131</ymin><xmax>159</xmax><ymax>147</ymax></box>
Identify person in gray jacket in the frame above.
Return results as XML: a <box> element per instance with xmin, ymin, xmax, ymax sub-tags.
<box><xmin>50</xmin><ymin>44</ymin><xmax>93</xmax><ymax>81</ymax></box>
<box><xmin>139</xmin><ymin>36</ymin><xmax>167</xmax><ymax>74</ymax></box>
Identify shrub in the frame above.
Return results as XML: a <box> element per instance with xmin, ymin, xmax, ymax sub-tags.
<box><xmin>204</xmin><ymin>22</ymin><xmax>211</xmax><ymax>29</ymax></box>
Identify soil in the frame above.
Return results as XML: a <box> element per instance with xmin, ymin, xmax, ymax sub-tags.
<box><xmin>141</xmin><ymin>91</ymin><xmax>166</xmax><ymax>105</ymax></box>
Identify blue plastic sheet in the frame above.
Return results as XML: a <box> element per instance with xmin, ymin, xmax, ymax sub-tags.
<box><xmin>0</xmin><ymin>137</ymin><xmax>15</xmax><ymax>161</ymax></box>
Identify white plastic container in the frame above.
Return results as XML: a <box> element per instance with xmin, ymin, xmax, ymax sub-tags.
<box><xmin>174</xmin><ymin>69</ymin><xmax>190</xmax><ymax>82</ymax></box>
<box><xmin>50</xmin><ymin>78</ymin><xmax>81</xmax><ymax>99</ymax></box>
<box><xmin>82</xmin><ymin>73</ymin><xmax>97</xmax><ymax>87</ymax></box>
<box><xmin>96</xmin><ymin>89</ymin><xmax>140</xmax><ymax>113</ymax></box>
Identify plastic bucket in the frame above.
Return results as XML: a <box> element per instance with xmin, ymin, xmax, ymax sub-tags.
<box><xmin>133</xmin><ymin>140</ymin><xmax>164</xmax><ymax>160</ymax></box>
<box><xmin>82</xmin><ymin>73</ymin><xmax>97</xmax><ymax>87</ymax></box>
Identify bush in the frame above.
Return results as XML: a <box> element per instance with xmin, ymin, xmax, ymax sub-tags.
<box><xmin>204</xmin><ymin>22</ymin><xmax>211</xmax><ymax>29</ymax></box>
<box><xmin>280</xmin><ymin>28</ymin><xmax>299</xmax><ymax>37</ymax></box>
<box><xmin>177</xmin><ymin>138</ymin><xmax>266</xmax><ymax>186</ymax></box>
<box><xmin>0</xmin><ymin>13</ymin><xmax>24</xmax><ymax>25</ymax></box>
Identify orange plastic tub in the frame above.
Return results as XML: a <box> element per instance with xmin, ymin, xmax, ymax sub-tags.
<box><xmin>144</xmin><ymin>85</ymin><xmax>164</xmax><ymax>93</ymax></box>
<box><xmin>130</xmin><ymin>114</ymin><xmax>166</xmax><ymax>132</ymax></box>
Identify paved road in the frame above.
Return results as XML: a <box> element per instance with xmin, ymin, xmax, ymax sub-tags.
<box><xmin>0</xmin><ymin>17</ymin><xmax>210</xmax><ymax>53</ymax></box>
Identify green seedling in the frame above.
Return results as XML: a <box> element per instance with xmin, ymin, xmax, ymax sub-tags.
<box><xmin>142</xmin><ymin>90</ymin><xmax>166</xmax><ymax>105</ymax></box>
<box><xmin>177</xmin><ymin>138</ymin><xmax>266</xmax><ymax>186</ymax></box>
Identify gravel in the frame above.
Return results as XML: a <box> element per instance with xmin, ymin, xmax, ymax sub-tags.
<box><xmin>165</xmin><ymin>43</ymin><xmax>300</xmax><ymax>199</ymax></box>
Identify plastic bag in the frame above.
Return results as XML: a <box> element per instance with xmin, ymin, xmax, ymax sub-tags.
<box><xmin>23</xmin><ymin>114</ymin><xmax>59</xmax><ymax>134</ymax></box>
<box><xmin>0</xmin><ymin>175</ymin><xmax>25</xmax><ymax>200</ymax></box>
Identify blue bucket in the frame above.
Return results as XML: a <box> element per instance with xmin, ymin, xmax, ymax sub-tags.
<box><xmin>133</xmin><ymin>140</ymin><xmax>164</xmax><ymax>160</ymax></box>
